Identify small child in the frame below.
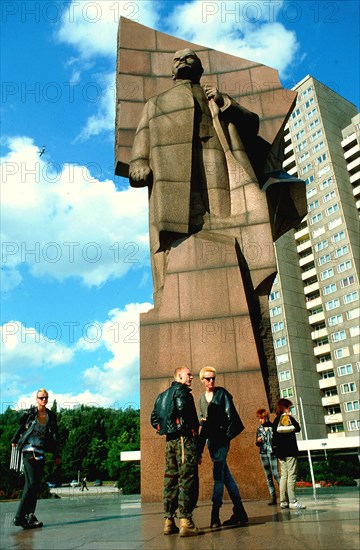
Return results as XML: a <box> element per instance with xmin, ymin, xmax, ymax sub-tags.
<box><xmin>256</xmin><ymin>408</ymin><xmax>280</xmax><ymax>505</ymax></box>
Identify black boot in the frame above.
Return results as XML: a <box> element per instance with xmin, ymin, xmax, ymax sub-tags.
<box><xmin>210</xmin><ymin>505</ymin><xmax>221</xmax><ymax>528</ymax></box>
<box><xmin>222</xmin><ymin>502</ymin><xmax>248</xmax><ymax>526</ymax></box>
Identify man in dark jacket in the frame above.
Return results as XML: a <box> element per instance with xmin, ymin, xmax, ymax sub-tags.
<box><xmin>198</xmin><ymin>366</ymin><xmax>248</xmax><ymax>528</ymax></box>
<box><xmin>12</xmin><ymin>388</ymin><xmax>60</xmax><ymax>529</ymax></box>
<box><xmin>150</xmin><ymin>367</ymin><xmax>201</xmax><ymax>537</ymax></box>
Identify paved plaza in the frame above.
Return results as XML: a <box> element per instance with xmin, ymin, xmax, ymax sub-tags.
<box><xmin>0</xmin><ymin>487</ymin><xmax>358</xmax><ymax>549</ymax></box>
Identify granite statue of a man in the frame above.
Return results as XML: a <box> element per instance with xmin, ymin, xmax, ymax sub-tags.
<box><xmin>129</xmin><ymin>48</ymin><xmax>305</xmax><ymax>306</ymax></box>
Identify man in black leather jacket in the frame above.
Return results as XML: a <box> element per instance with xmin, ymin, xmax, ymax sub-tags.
<box><xmin>150</xmin><ymin>367</ymin><xmax>201</xmax><ymax>537</ymax></box>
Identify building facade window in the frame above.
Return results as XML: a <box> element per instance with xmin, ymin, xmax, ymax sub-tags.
<box><xmin>343</xmin><ymin>291</ymin><xmax>358</xmax><ymax>304</ymax></box>
<box><xmin>269</xmin><ymin>290</ymin><xmax>280</xmax><ymax>301</ymax></box>
<box><xmin>344</xmin><ymin>400</ymin><xmax>359</xmax><ymax>412</ymax></box>
<box><xmin>276</xmin><ymin>353</ymin><xmax>289</xmax><ymax>365</ymax></box>
<box><xmin>334</xmin><ymin>347</ymin><xmax>350</xmax><ymax>359</ymax></box>
<box><xmin>308</xmin><ymin>199</ymin><xmax>320</xmax><ymax>211</ymax></box>
<box><xmin>335</xmin><ymin>245</ymin><xmax>349</xmax><ymax>258</ymax></box>
<box><xmin>346</xmin><ymin>308</ymin><xmax>360</xmax><ymax>321</ymax></box>
<box><xmin>308</xmin><ymin>118</ymin><xmax>320</xmax><ymax>130</ymax></box>
<box><xmin>325</xmin><ymin>203</ymin><xmax>339</xmax><ymax>216</ymax></box>
<box><xmin>319</xmin><ymin>176</ymin><xmax>333</xmax><ymax>190</ymax></box>
<box><xmin>309</xmin><ymin>212</ymin><xmax>323</xmax><ymax>225</ymax></box>
<box><xmin>280</xmin><ymin>387</ymin><xmax>294</xmax><ymax>398</ymax></box>
<box><xmin>328</xmin><ymin>217</ymin><xmax>342</xmax><ymax>230</ymax></box>
<box><xmin>314</xmin><ymin>239</ymin><xmax>328</xmax><ymax>252</ymax></box>
<box><xmin>337</xmin><ymin>364</ymin><xmax>353</xmax><ymax>376</ymax></box>
<box><xmin>320</xmin><ymin>268</ymin><xmax>334</xmax><ymax>280</ymax></box>
<box><xmin>331</xmin><ymin>330</ymin><xmax>346</xmax><ymax>342</ymax></box>
<box><xmin>318</xmin><ymin>253</ymin><xmax>331</xmax><ymax>265</ymax></box>
<box><xmin>323</xmin><ymin>190</ymin><xmax>336</xmax><ymax>203</ymax></box>
<box><xmin>347</xmin><ymin>420</ymin><xmax>360</xmax><ymax>431</ymax></box>
<box><xmin>325</xmin><ymin>298</ymin><xmax>340</xmax><ymax>311</ymax></box>
<box><xmin>340</xmin><ymin>275</ymin><xmax>355</xmax><ymax>288</ymax></box>
<box><xmin>274</xmin><ymin>337</ymin><xmax>287</xmax><ymax>349</ymax></box>
<box><xmin>328</xmin><ymin>314</ymin><xmax>343</xmax><ymax>326</ymax></box>
<box><xmin>330</xmin><ymin>423</ymin><xmax>344</xmax><ymax>433</ymax></box>
<box><xmin>331</xmin><ymin>230</ymin><xmax>345</xmax><ymax>243</ymax></box>
<box><xmin>323</xmin><ymin>283</ymin><xmax>337</xmax><ymax>295</ymax></box>
<box><xmin>279</xmin><ymin>370</ymin><xmax>291</xmax><ymax>382</ymax></box>
<box><xmin>350</xmin><ymin>326</ymin><xmax>360</xmax><ymax>338</ymax></box>
<box><xmin>337</xmin><ymin>260</ymin><xmax>351</xmax><ymax>273</ymax></box>
<box><xmin>270</xmin><ymin>306</ymin><xmax>282</xmax><ymax>317</ymax></box>
<box><xmin>272</xmin><ymin>321</ymin><xmax>284</xmax><ymax>332</ymax></box>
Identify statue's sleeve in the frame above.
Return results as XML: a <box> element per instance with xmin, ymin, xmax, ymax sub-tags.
<box><xmin>129</xmin><ymin>102</ymin><xmax>151</xmax><ymax>188</ymax></box>
<box><xmin>220</xmin><ymin>95</ymin><xmax>260</xmax><ymax>137</ymax></box>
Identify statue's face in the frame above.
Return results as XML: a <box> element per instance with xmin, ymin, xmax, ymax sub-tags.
<box><xmin>172</xmin><ymin>49</ymin><xmax>203</xmax><ymax>82</ymax></box>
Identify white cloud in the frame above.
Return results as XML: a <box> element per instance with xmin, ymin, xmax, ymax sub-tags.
<box><xmin>3</xmin><ymin>302</ymin><xmax>152</xmax><ymax>410</ymax></box>
<box><xmin>1</xmin><ymin>136</ymin><xmax>149</xmax><ymax>287</ymax></box>
<box><xmin>165</xmin><ymin>0</ymin><xmax>299</xmax><ymax>77</ymax></box>
<box><xmin>56</xmin><ymin>0</ymin><xmax>160</xmax><ymax>59</ymax></box>
<box><xmin>75</xmin><ymin>71</ymin><xmax>116</xmax><ymax>140</ymax></box>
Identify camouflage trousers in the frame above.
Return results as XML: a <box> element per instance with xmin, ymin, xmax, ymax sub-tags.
<box><xmin>164</xmin><ymin>435</ymin><xmax>199</xmax><ymax>518</ymax></box>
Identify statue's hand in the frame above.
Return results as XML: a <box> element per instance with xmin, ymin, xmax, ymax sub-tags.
<box><xmin>203</xmin><ymin>85</ymin><xmax>224</xmax><ymax>107</ymax></box>
<box><xmin>129</xmin><ymin>161</ymin><xmax>152</xmax><ymax>187</ymax></box>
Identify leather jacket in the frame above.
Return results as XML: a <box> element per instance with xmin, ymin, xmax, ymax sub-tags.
<box><xmin>12</xmin><ymin>406</ymin><xmax>60</xmax><ymax>458</ymax></box>
<box><xmin>198</xmin><ymin>387</ymin><xmax>244</xmax><ymax>450</ymax></box>
<box><xmin>150</xmin><ymin>381</ymin><xmax>199</xmax><ymax>440</ymax></box>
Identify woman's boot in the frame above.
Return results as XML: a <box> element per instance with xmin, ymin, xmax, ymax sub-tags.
<box><xmin>210</xmin><ymin>505</ymin><xmax>221</xmax><ymax>528</ymax></box>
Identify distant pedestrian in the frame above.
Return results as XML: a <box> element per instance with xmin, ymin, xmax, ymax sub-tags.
<box><xmin>81</xmin><ymin>477</ymin><xmax>88</xmax><ymax>491</ymax></box>
<box><xmin>151</xmin><ymin>367</ymin><xmax>202</xmax><ymax>537</ymax></box>
<box><xmin>256</xmin><ymin>408</ymin><xmax>280</xmax><ymax>505</ymax></box>
<box><xmin>272</xmin><ymin>399</ymin><xmax>306</xmax><ymax>510</ymax></box>
<box><xmin>12</xmin><ymin>388</ymin><xmax>60</xmax><ymax>529</ymax></box>
<box><xmin>198</xmin><ymin>366</ymin><xmax>248</xmax><ymax>528</ymax></box>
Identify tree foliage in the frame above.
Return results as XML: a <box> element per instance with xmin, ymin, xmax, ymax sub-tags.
<box><xmin>0</xmin><ymin>405</ymin><xmax>140</xmax><ymax>497</ymax></box>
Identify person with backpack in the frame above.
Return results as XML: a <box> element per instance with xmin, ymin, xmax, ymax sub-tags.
<box><xmin>150</xmin><ymin>367</ymin><xmax>201</xmax><ymax>537</ymax></box>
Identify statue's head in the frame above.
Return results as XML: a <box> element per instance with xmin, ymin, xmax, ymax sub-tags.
<box><xmin>172</xmin><ymin>49</ymin><xmax>204</xmax><ymax>83</ymax></box>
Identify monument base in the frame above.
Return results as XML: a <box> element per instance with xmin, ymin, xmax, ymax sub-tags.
<box><xmin>140</xmin><ymin>232</ymin><xmax>277</xmax><ymax>502</ymax></box>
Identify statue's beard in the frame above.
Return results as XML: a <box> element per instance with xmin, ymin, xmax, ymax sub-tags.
<box><xmin>173</xmin><ymin>65</ymin><xmax>200</xmax><ymax>82</ymax></box>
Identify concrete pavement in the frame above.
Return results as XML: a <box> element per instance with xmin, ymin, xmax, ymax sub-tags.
<box><xmin>1</xmin><ymin>488</ymin><xmax>359</xmax><ymax>549</ymax></box>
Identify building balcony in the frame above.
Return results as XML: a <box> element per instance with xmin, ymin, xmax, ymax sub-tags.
<box><xmin>306</xmin><ymin>296</ymin><xmax>322</xmax><ymax>310</ymax></box>
<box><xmin>324</xmin><ymin>412</ymin><xmax>343</xmax><ymax>424</ymax></box>
<box><xmin>302</xmin><ymin>267</ymin><xmax>317</xmax><ymax>281</ymax></box>
<box><xmin>297</xmin><ymin>239</ymin><xmax>312</xmax><ymax>253</ymax></box>
<box><xmin>314</xmin><ymin>343</ymin><xmax>331</xmax><ymax>356</ymax></box>
<box><xmin>284</xmin><ymin>143</ymin><xmax>294</xmax><ymax>157</ymax></box>
<box><xmin>322</xmin><ymin>395</ymin><xmax>339</xmax><ymax>407</ymax></box>
<box><xmin>309</xmin><ymin>310</ymin><xmax>325</xmax><ymax>325</ymax></box>
<box><xmin>347</xmin><ymin>156</ymin><xmax>360</xmax><ymax>174</ymax></box>
<box><xmin>299</xmin><ymin>253</ymin><xmax>314</xmax><ymax>267</ymax></box>
<box><xmin>328</xmin><ymin>432</ymin><xmax>346</xmax><ymax>439</ymax></box>
<box><xmin>304</xmin><ymin>281</ymin><xmax>320</xmax><ymax>295</ymax></box>
<box><xmin>311</xmin><ymin>327</ymin><xmax>328</xmax><ymax>340</ymax></box>
<box><xmin>319</xmin><ymin>376</ymin><xmax>336</xmax><ymax>389</ymax></box>
<box><xmin>344</xmin><ymin>144</ymin><xmax>359</xmax><ymax>162</ymax></box>
<box><xmin>341</xmin><ymin>132</ymin><xmax>357</xmax><ymax>149</ymax></box>
<box><xmin>353</xmin><ymin>184</ymin><xmax>360</xmax><ymax>197</ymax></box>
<box><xmin>350</xmin><ymin>171</ymin><xmax>360</xmax><ymax>185</ymax></box>
<box><xmin>283</xmin><ymin>156</ymin><xmax>296</xmax><ymax>171</ymax></box>
<box><xmin>294</xmin><ymin>225</ymin><xmax>310</xmax><ymax>241</ymax></box>
<box><xmin>316</xmin><ymin>359</ymin><xmax>333</xmax><ymax>373</ymax></box>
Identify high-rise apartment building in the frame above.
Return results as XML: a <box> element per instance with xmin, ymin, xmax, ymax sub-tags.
<box><xmin>270</xmin><ymin>76</ymin><xmax>359</xmax><ymax>441</ymax></box>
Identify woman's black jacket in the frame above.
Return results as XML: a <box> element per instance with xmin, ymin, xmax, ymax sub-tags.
<box><xmin>12</xmin><ymin>406</ymin><xmax>60</xmax><ymax>458</ymax></box>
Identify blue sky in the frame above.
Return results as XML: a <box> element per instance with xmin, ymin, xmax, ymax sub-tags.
<box><xmin>1</xmin><ymin>0</ymin><xmax>359</xmax><ymax>411</ymax></box>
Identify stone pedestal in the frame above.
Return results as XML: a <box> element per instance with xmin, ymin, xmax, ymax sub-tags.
<box><xmin>140</xmin><ymin>232</ymin><xmax>274</xmax><ymax>502</ymax></box>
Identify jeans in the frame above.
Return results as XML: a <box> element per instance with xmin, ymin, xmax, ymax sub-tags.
<box><xmin>260</xmin><ymin>452</ymin><xmax>280</xmax><ymax>497</ymax></box>
<box><xmin>279</xmin><ymin>456</ymin><xmax>298</xmax><ymax>503</ymax></box>
<box><xmin>15</xmin><ymin>452</ymin><xmax>45</xmax><ymax>519</ymax></box>
<box><xmin>209</xmin><ymin>443</ymin><xmax>241</xmax><ymax>508</ymax></box>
